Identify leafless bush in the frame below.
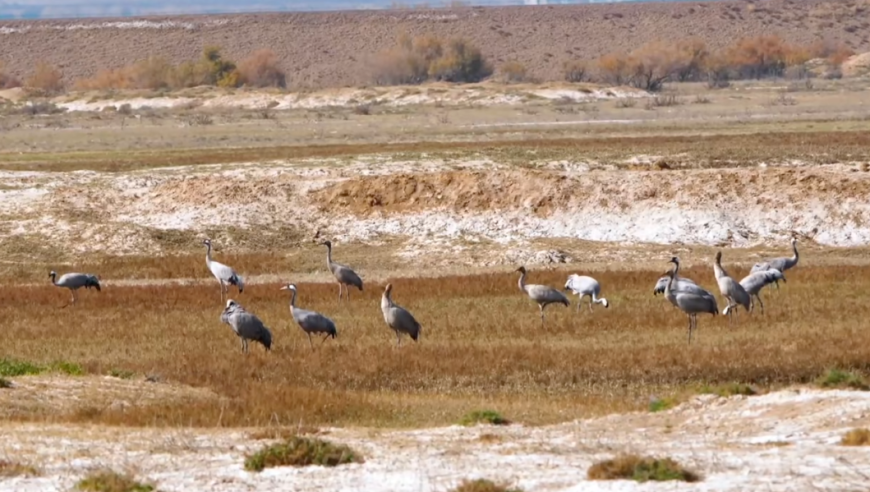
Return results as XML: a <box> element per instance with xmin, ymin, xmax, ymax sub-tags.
<box><xmin>237</xmin><ymin>49</ymin><xmax>286</xmax><ymax>88</ymax></box>
<box><xmin>353</xmin><ymin>104</ymin><xmax>372</xmax><ymax>115</ymax></box>
<box><xmin>117</xmin><ymin>103</ymin><xmax>133</xmax><ymax>115</ymax></box>
<box><xmin>372</xmin><ymin>33</ymin><xmax>491</xmax><ymax>85</ymax></box>
<box><xmin>647</xmin><ymin>94</ymin><xmax>681</xmax><ymax>108</ymax></box>
<box><xmin>0</xmin><ymin>62</ymin><xmax>21</xmax><ymax>89</ymax></box>
<box><xmin>20</xmin><ymin>100</ymin><xmax>66</xmax><ymax>115</ymax></box>
<box><xmin>186</xmin><ymin>113</ymin><xmax>214</xmax><ymax>126</ymax></box>
<box><xmin>563</xmin><ymin>60</ymin><xmax>588</xmax><ymax>82</ymax></box>
<box><xmin>25</xmin><ymin>61</ymin><xmax>64</xmax><ymax>95</ymax></box>
<box><xmin>692</xmin><ymin>94</ymin><xmax>711</xmax><ymax>104</ymax></box>
<box><xmin>499</xmin><ymin>61</ymin><xmax>528</xmax><ymax>83</ymax></box>
<box><xmin>615</xmin><ymin>98</ymin><xmax>637</xmax><ymax>108</ymax></box>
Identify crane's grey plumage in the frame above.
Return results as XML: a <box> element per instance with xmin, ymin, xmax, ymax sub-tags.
<box><xmin>656</xmin><ymin>258</ymin><xmax>718</xmax><ymax>312</ymax></box>
<box><xmin>750</xmin><ymin>237</ymin><xmax>799</xmax><ymax>290</ymax></box>
<box><xmin>564</xmin><ymin>274</ymin><xmax>609</xmax><ymax>312</ymax></box>
<box><xmin>653</xmin><ymin>271</ymin><xmax>701</xmax><ymax>297</ymax></box>
<box><xmin>381</xmin><ymin>283</ymin><xmax>421</xmax><ymax>346</ymax></box>
<box><xmin>663</xmin><ymin>267</ymin><xmax>719</xmax><ymax>344</ymax></box>
<box><xmin>203</xmin><ymin>239</ymin><xmax>244</xmax><ymax>304</ymax></box>
<box><xmin>280</xmin><ymin>283</ymin><xmax>338</xmax><ymax>349</ymax></box>
<box><xmin>739</xmin><ymin>269</ymin><xmax>786</xmax><ymax>314</ymax></box>
<box><xmin>516</xmin><ymin>266</ymin><xmax>569</xmax><ymax>326</ymax></box>
<box><xmin>321</xmin><ymin>240</ymin><xmax>363</xmax><ymax>303</ymax></box>
<box><xmin>219</xmin><ymin>299</ymin><xmax>272</xmax><ymax>353</ymax></box>
<box><xmin>49</xmin><ymin>270</ymin><xmax>101</xmax><ymax>307</ymax></box>
<box><xmin>713</xmin><ymin>251</ymin><xmax>751</xmax><ymax>322</ymax></box>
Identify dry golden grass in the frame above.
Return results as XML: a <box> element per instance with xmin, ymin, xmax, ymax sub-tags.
<box><xmin>1</xmin><ymin>263</ymin><xmax>868</xmax><ymax>428</ymax></box>
<box><xmin>840</xmin><ymin>428</ymin><xmax>870</xmax><ymax>446</ymax></box>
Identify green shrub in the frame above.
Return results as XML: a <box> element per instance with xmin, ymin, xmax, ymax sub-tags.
<box><xmin>244</xmin><ymin>436</ymin><xmax>363</xmax><ymax>472</ymax></box>
<box><xmin>459</xmin><ymin>410</ymin><xmax>509</xmax><ymax>426</ymax></box>
<box><xmin>816</xmin><ymin>369</ymin><xmax>869</xmax><ymax>390</ymax></box>
<box><xmin>588</xmin><ymin>454</ymin><xmax>700</xmax><ymax>482</ymax></box>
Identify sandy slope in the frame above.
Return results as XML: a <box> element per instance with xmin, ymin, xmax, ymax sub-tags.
<box><xmin>1</xmin><ymin>0</ymin><xmax>869</xmax><ymax>88</ymax></box>
<box><xmin>0</xmin><ymin>385</ymin><xmax>868</xmax><ymax>491</ymax></box>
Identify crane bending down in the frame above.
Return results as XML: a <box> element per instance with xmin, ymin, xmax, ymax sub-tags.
<box><xmin>203</xmin><ymin>239</ymin><xmax>244</xmax><ymax>304</ymax></box>
<box><xmin>280</xmin><ymin>283</ymin><xmax>338</xmax><ymax>349</ymax></box>
<box><xmin>713</xmin><ymin>251</ymin><xmax>751</xmax><ymax>322</ymax></box>
<box><xmin>516</xmin><ymin>266</ymin><xmax>569</xmax><ymax>326</ymax></box>
<box><xmin>381</xmin><ymin>283</ymin><xmax>422</xmax><ymax>346</ymax></box>
<box><xmin>739</xmin><ymin>269</ymin><xmax>786</xmax><ymax>314</ymax></box>
<box><xmin>321</xmin><ymin>240</ymin><xmax>363</xmax><ymax>303</ymax></box>
<box><xmin>220</xmin><ymin>299</ymin><xmax>272</xmax><ymax>353</ymax></box>
<box><xmin>663</xmin><ymin>268</ymin><xmax>718</xmax><ymax>344</ymax></box>
<box><xmin>564</xmin><ymin>274</ymin><xmax>609</xmax><ymax>312</ymax></box>
<box><xmin>49</xmin><ymin>271</ymin><xmax>101</xmax><ymax>307</ymax></box>
<box><xmin>750</xmin><ymin>237</ymin><xmax>799</xmax><ymax>290</ymax></box>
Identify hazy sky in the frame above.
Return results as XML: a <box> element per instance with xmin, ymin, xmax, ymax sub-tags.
<box><xmin>0</xmin><ymin>0</ymin><xmax>657</xmax><ymax>19</ymax></box>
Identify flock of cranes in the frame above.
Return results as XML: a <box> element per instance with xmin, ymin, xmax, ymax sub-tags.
<box><xmin>47</xmin><ymin>236</ymin><xmax>800</xmax><ymax>350</ymax></box>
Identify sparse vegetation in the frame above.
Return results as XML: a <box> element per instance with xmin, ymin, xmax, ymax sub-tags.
<box><xmin>0</xmin><ymin>460</ymin><xmax>40</xmax><ymax>477</ymax></box>
<box><xmin>372</xmin><ymin>33</ymin><xmax>491</xmax><ymax>85</ymax></box>
<box><xmin>460</xmin><ymin>410</ymin><xmax>510</xmax><ymax>426</ymax></box>
<box><xmin>109</xmin><ymin>369</ymin><xmax>135</xmax><ymax>379</ymax></box>
<box><xmin>25</xmin><ymin>61</ymin><xmax>64</xmax><ymax>95</ymax></box>
<box><xmin>499</xmin><ymin>61</ymin><xmax>528</xmax><ymax>83</ymax></box>
<box><xmin>0</xmin><ymin>358</ymin><xmax>84</xmax><ymax>377</ymax></box>
<box><xmin>648</xmin><ymin>397</ymin><xmax>677</xmax><ymax>412</ymax></box>
<box><xmin>816</xmin><ymin>369</ymin><xmax>869</xmax><ymax>390</ymax></box>
<box><xmin>587</xmin><ymin>454</ymin><xmax>701</xmax><ymax>483</ymax></box>
<box><xmin>75</xmin><ymin>470</ymin><xmax>155</xmax><ymax>492</ymax></box>
<box><xmin>700</xmin><ymin>383</ymin><xmax>757</xmax><ymax>397</ymax></box>
<box><xmin>236</xmin><ymin>49</ymin><xmax>287</xmax><ymax>88</ymax></box>
<box><xmin>449</xmin><ymin>479</ymin><xmax>523</xmax><ymax>492</ymax></box>
<box><xmin>244</xmin><ymin>436</ymin><xmax>363</xmax><ymax>472</ymax></box>
<box><xmin>840</xmin><ymin>428</ymin><xmax>870</xmax><ymax>446</ymax></box>
<box><xmin>563</xmin><ymin>60</ymin><xmax>588</xmax><ymax>82</ymax></box>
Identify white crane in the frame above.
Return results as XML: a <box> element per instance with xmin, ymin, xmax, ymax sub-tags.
<box><xmin>49</xmin><ymin>270</ymin><xmax>101</xmax><ymax>307</ymax></box>
<box><xmin>381</xmin><ymin>283</ymin><xmax>422</xmax><ymax>346</ymax></box>
<box><xmin>563</xmin><ymin>274</ymin><xmax>609</xmax><ymax>312</ymax></box>
<box><xmin>713</xmin><ymin>251</ymin><xmax>751</xmax><ymax>322</ymax></box>
<box><xmin>663</xmin><ymin>268</ymin><xmax>718</xmax><ymax>344</ymax></box>
<box><xmin>220</xmin><ymin>299</ymin><xmax>272</xmax><ymax>353</ymax></box>
<box><xmin>516</xmin><ymin>266</ymin><xmax>569</xmax><ymax>326</ymax></box>
<box><xmin>739</xmin><ymin>269</ymin><xmax>786</xmax><ymax>314</ymax></box>
<box><xmin>750</xmin><ymin>237</ymin><xmax>799</xmax><ymax>290</ymax></box>
<box><xmin>203</xmin><ymin>238</ymin><xmax>244</xmax><ymax>304</ymax></box>
<box><xmin>280</xmin><ymin>283</ymin><xmax>338</xmax><ymax>349</ymax></box>
<box><xmin>321</xmin><ymin>240</ymin><xmax>363</xmax><ymax>303</ymax></box>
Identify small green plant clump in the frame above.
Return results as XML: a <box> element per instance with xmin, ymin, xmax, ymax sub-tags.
<box><xmin>587</xmin><ymin>454</ymin><xmax>701</xmax><ymax>483</ymax></box>
<box><xmin>75</xmin><ymin>470</ymin><xmax>155</xmax><ymax>492</ymax></box>
<box><xmin>0</xmin><ymin>358</ymin><xmax>85</xmax><ymax>377</ymax></box>
<box><xmin>459</xmin><ymin>410</ymin><xmax>509</xmax><ymax>426</ymax></box>
<box><xmin>648</xmin><ymin>397</ymin><xmax>677</xmax><ymax>413</ymax></box>
<box><xmin>109</xmin><ymin>369</ymin><xmax>135</xmax><ymax>380</ymax></box>
<box><xmin>0</xmin><ymin>377</ymin><xmax>12</xmax><ymax>389</ymax></box>
<box><xmin>840</xmin><ymin>428</ymin><xmax>870</xmax><ymax>446</ymax></box>
<box><xmin>700</xmin><ymin>383</ymin><xmax>757</xmax><ymax>397</ymax></box>
<box><xmin>244</xmin><ymin>436</ymin><xmax>363</xmax><ymax>472</ymax></box>
<box><xmin>449</xmin><ymin>478</ymin><xmax>524</xmax><ymax>492</ymax></box>
<box><xmin>815</xmin><ymin>369</ymin><xmax>869</xmax><ymax>390</ymax></box>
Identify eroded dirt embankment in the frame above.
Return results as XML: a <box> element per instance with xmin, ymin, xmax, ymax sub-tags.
<box><xmin>2</xmin><ymin>161</ymin><xmax>870</xmax><ymax>266</ymax></box>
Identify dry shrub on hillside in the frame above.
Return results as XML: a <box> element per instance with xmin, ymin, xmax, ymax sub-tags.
<box><xmin>372</xmin><ymin>33</ymin><xmax>491</xmax><ymax>85</ymax></box>
<box><xmin>725</xmin><ymin>35</ymin><xmax>794</xmax><ymax>79</ymax></box>
<box><xmin>236</xmin><ymin>49</ymin><xmax>286</xmax><ymax>88</ymax></box>
<box><xmin>25</xmin><ymin>61</ymin><xmax>64</xmax><ymax>95</ymax></box>
<box><xmin>588</xmin><ymin>455</ymin><xmax>700</xmax><ymax>482</ymax></box>
<box><xmin>499</xmin><ymin>61</ymin><xmax>528</xmax><ymax>83</ymax></box>
<box><xmin>0</xmin><ymin>61</ymin><xmax>21</xmax><ymax>89</ymax></box>
<box><xmin>562</xmin><ymin>60</ymin><xmax>588</xmax><ymax>82</ymax></box>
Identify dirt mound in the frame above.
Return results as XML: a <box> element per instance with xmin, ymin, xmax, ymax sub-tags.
<box><xmin>1</xmin><ymin>0</ymin><xmax>868</xmax><ymax>88</ymax></box>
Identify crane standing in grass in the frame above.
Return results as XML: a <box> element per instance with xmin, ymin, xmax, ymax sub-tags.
<box><xmin>739</xmin><ymin>268</ymin><xmax>786</xmax><ymax>314</ymax></box>
<box><xmin>663</xmin><ymin>267</ymin><xmax>719</xmax><ymax>344</ymax></box>
<box><xmin>713</xmin><ymin>251</ymin><xmax>751</xmax><ymax>322</ymax></box>
<box><xmin>321</xmin><ymin>240</ymin><xmax>363</xmax><ymax>303</ymax></box>
<box><xmin>750</xmin><ymin>237</ymin><xmax>799</xmax><ymax>290</ymax></box>
<box><xmin>220</xmin><ymin>299</ymin><xmax>272</xmax><ymax>354</ymax></box>
<box><xmin>564</xmin><ymin>274</ymin><xmax>609</xmax><ymax>312</ymax></box>
<box><xmin>516</xmin><ymin>266</ymin><xmax>569</xmax><ymax>326</ymax></box>
<box><xmin>203</xmin><ymin>238</ymin><xmax>244</xmax><ymax>304</ymax></box>
<box><xmin>381</xmin><ymin>283</ymin><xmax>422</xmax><ymax>346</ymax></box>
<box><xmin>280</xmin><ymin>283</ymin><xmax>338</xmax><ymax>349</ymax></box>
<box><xmin>655</xmin><ymin>257</ymin><xmax>716</xmax><ymax>309</ymax></box>
<box><xmin>49</xmin><ymin>270</ymin><xmax>101</xmax><ymax>308</ymax></box>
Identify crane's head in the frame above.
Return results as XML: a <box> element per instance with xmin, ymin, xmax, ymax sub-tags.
<box><xmin>225</xmin><ymin>299</ymin><xmax>238</xmax><ymax>309</ymax></box>
<box><xmin>515</xmin><ymin>266</ymin><xmax>527</xmax><ymax>274</ymax></box>
<box><xmin>279</xmin><ymin>283</ymin><xmax>297</xmax><ymax>292</ymax></box>
<box><xmin>715</xmin><ymin>251</ymin><xmax>722</xmax><ymax>263</ymax></box>
<box><xmin>202</xmin><ymin>238</ymin><xmax>212</xmax><ymax>247</ymax></box>
<box><xmin>48</xmin><ymin>270</ymin><xmax>56</xmax><ymax>278</ymax></box>
<box><xmin>384</xmin><ymin>283</ymin><xmax>393</xmax><ymax>294</ymax></box>
<box><xmin>668</xmin><ymin>256</ymin><xmax>679</xmax><ymax>265</ymax></box>
<box><xmin>320</xmin><ymin>240</ymin><xmax>332</xmax><ymax>248</ymax></box>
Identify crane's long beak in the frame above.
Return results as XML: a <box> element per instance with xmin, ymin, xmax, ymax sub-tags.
<box><xmin>278</xmin><ymin>286</ymin><xmax>288</xmax><ymax>291</ymax></box>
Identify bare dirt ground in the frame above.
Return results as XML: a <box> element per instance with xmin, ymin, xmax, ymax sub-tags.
<box><xmin>1</xmin><ymin>380</ymin><xmax>868</xmax><ymax>492</ymax></box>
<box><xmin>2</xmin><ymin>0</ymin><xmax>870</xmax><ymax>87</ymax></box>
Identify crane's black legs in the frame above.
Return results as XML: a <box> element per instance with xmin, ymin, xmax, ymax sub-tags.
<box><xmin>307</xmin><ymin>332</ymin><xmax>314</xmax><ymax>350</ymax></box>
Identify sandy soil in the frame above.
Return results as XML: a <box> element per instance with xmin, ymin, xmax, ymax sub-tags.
<box><xmin>0</xmin><ymin>382</ymin><xmax>868</xmax><ymax>492</ymax></box>
<box><xmin>1</xmin><ymin>0</ymin><xmax>869</xmax><ymax>88</ymax></box>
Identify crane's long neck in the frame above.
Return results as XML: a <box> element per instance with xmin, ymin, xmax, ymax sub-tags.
<box><xmin>714</xmin><ymin>257</ymin><xmax>727</xmax><ymax>279</ymax></box>
<box><xmin>382</xmin><ymin>291</ymin><xmax>393</xmax><ymax>309</ymax></box>
<box><xmin>289</xmin><ymin>290</ymin><xmax>297</xmax><ymax>309</ymax></box>
<box><xmin>325</xmin><ymin>244</ymin><xmax>333</xmax><ymax>267</ymax></box>
<box><xmin>205</xmin><ymin>243</ymin><xmax>213</xmax><ymax>264</ymax></box>
<box><xmin>673</xmin><ymin>260</ymin><xmax>681</xmax><ymax>279</ymax></box>
<box><xmin>517</xmin><ymin>271</ymin><xmax>527</xmax><ymax>292</ymax></box>
<box><xmin>49</xmin><ymin>273</ymin><xmax>56</xmax><ymax>285</ymax></box>
<box><xmin>790</xmin><ymin>241</ymin><xmax>799</xmax><ymax>264</ymax></box>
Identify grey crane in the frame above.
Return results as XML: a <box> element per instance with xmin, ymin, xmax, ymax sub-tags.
<box><xmin>662</xmin><ymin>267</ymin><xmax>719</xmax><ymax>344</ymax></box>
<box><xmin>564</xmin><ymin>274</ymin><xmax>609</xmax><ymax>312</ymax></box>
<box><xmin>219</xmin><ymin>299</ymin><xmax>272</xmax><ymax>353</ymax></box>
<box><xmin>713</xmin><ymin>251</ymin><xmax>751</xmax><ymax>322</ymax></box>
<box><xmin>655</xmin><ymin>257</ymin><xmax>717</xmax><ymax>308</ymax></box>
<box><xmin>321</xmin><ymin>240</ymin><xmax>363</xmax><ymax>303</ymax></box>
<box><xmin>49</xmin><ymin>270</ymin><xmax>101</xmax><ymax>307</ymax></box>
<box><xmin>381</xmin><ymin>283</ymin><xmax>422</xmax><ymax>346</ymax></box>
<box><xmin>516</xmin><ymin>266</ymin><xmax>569</xmax><ymax>326</ymax></box>
<box><xmin>203</xmin><ymin>238</ymin><xmax>244</xmax><ymax>304</ymax></box>
<box><xmin>279</xmin><ymin>283</ymin><xmax>338</xmax><ymax>349</ymax></box>
<box><xmin>739</xmin><ymin>268</ymin><xmax>786</xmax><ymax>314</ymax></box>
<box><xmin>750</xmin><ymin>237</ymin><xmax>799</xmax><ymax>290</ymax></box>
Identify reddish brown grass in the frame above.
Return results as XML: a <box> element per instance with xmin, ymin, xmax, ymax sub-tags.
<box><xmin>0</xmin><ymin>264</ymin><xmax>868</xmax><ymax>428</ymax></box>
